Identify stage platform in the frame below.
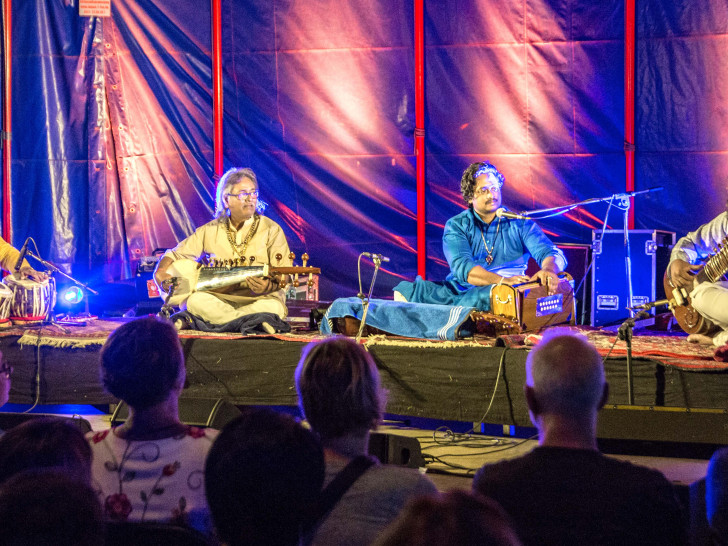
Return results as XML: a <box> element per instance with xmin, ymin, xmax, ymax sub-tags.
<box><xmin>4</xmin><ymin>318</ymin><xmax>728</xmax><ymax>444</ymax></box>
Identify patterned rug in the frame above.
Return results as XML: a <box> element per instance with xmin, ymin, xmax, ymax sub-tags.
<box><xmin>10</xmin><ymin>318</ymin><xmax>724</xmax><ymax>371</ymax></box>
<box><xmin>14</xmin><ymin>319</ymin><xmax>328</xmax><ymax>348</ymax></box>
<box><xmin>496</xmin><ymin>327</ymin><xmax>723</xmax><ymax>371</ymax></box>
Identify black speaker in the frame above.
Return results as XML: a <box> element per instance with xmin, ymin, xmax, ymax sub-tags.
<box><xmin>0</xmin><ymin>413</ymin><xmax>92</xmax><ymax>434</ymax></box>
<box><xmin>111</xmin><ymin>398</ymin><xmax>242</xmax><ymax>429</ymax></box>
<box><xmin>368</xmin><ymin>432</ymin><xmax>425</xmax><ymax>468</ymax></box>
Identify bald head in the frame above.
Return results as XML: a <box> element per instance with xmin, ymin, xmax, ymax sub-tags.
<box><xmin>526</xmin><ymin>332</ymin><xmax>606</xmax><ymax>417</ymax></box>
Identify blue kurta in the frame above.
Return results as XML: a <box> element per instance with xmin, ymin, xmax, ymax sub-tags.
<box><xmin>394</xmin><ymin>208</ymin><xmax>567</xmax><ymax>311</ymax></box>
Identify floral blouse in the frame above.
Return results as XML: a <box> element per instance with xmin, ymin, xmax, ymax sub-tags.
<box><xmin>87</xmin><ymin>426</ymin><xmax>219</xmax><ymax>536</ymax></box>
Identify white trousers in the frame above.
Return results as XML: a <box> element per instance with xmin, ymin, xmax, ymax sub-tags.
<box><xmin>690</xmin><ymin>280</ymin><xmax>728</xmax><ymax>346</ymax></box>
<box><xmin>185</xmin><ymin>292</ymin><xmax>286</xmax><ymax>325</ymax></box>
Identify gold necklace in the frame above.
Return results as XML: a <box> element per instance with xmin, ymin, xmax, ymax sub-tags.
<box><xmin>227</xmin><ymin>214</ymin><xmax>260</xmax><ymax>257</ymax></box>
<box><xmin>479</xmin><ymin>218</ymin><xmax>501</xmax><ymax>265</ymax></box>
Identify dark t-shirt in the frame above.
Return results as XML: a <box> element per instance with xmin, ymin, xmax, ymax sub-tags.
<box><xmin>472</xmin><ymin>446</ymin><xmax>687</xmax><ymax>546</ymax></box>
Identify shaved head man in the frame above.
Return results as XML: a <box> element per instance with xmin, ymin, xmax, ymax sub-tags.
<box><xmin>473</xmin><ymin>331</ymin><xmax>686</xmax><ymax>546</ymax></box>
<box><xmin>524</xmin><ymin>332</ymin><xmax>608</xmax><ymax>449</ymax></box>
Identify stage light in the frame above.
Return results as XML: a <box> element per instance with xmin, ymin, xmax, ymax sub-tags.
<box><xmin>61</xmin><ymin>286</ymin><xmax>84</xmax><ymax>305</ymax></box>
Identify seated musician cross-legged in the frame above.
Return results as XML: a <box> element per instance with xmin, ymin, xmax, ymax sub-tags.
<box><xmin>154</xmin><ymin>167</ymin><xmax>292</xmax><ymax>333</ymax></box>
<box><xmin>394</xmin><ymin>160</ymin><xmax>567</xmax><ymax>313</ymax></box>
<box><xmin>667</xmin><ymin>205</ymin><xmax>728</xmax><ymax>347</ymax></box>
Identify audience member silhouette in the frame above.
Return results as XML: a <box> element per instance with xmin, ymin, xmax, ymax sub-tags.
<box><xmin>204</xmin><ymin>407</ymin><xmax>325</xmax><ymax>546</ymax></box>
<box><xmin>0</xmin><ymin>416</ymin><xmax>92</xmax><ymax>485</ymax></box>
<box><xmin>373</xmin><ymin>489</ymin><xmax>522</xmax><ymax>546</ymax></box>
<box><xmin>0</xmin><ymin>350</ymin><xmax>11</xmax><ymax>435</ymax></box>
<box><xmin>296</xmin><ymin>336</ymin><xmax>437</xmax><ymax>546</ymax></box>
<box><xmin>706</xmin><ymin>446</ymin><xmax>728</xmax><ymax>544</ymax></box>
<box><xmin>0</xmin><ymin>470</ymin><xmax>104</xmax><ymax>546</ymax></box>
<box><xmin>88</xmin><ymin>316</ymin><xmax>218</xmax><ymax>536</ymax></box>
<box><xmin>472</xmin><ymin>331</ymin><xmax>687</xmax><ymax>546</ymax></box>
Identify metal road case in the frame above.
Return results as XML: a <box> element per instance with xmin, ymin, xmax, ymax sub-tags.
<box><xmin>591</xmin><ymin>230</ymin><xmax>675</xmax><ymax>327</ymax></box>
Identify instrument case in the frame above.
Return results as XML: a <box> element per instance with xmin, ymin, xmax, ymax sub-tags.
<box><xmin>591</xmin><ymin>229</ymin><xmax>674</xmax><ymax>327</ymax></box>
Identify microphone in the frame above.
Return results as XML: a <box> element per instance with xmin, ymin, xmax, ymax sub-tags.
<box><xmin>618</xmin><ymin>310</ymin><xmax>650</xmax><ymax>340</ymax></box>
<box><xmin>628</xmin><ymin>299</ymin><xmax>669</xmax><ymax>311</ymax></box>
<box><xmin>362</xmin><ymin>252</ymin><xmax>390</xmax><ymax>263</ymax></box>
<box><xmin>495</xmin><ymin>208</ymin><xmax>530</xmax><ymax>220</ymax></box>
<box><xmin>14</xmin><ymin>238</ymin><xmax>30</xmax><ymax>273</ymax></box>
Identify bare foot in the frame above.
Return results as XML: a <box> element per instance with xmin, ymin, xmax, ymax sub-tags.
<box><xmin>687</xmin><ymin>334</ymin><xmax>714</xmax><ymax>345</ymax></box>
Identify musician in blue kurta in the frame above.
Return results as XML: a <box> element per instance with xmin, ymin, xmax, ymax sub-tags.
<box><xmin>394</xmin><ymin>161</ymin><xmax>566</xmax><ymax>311</ymax></box>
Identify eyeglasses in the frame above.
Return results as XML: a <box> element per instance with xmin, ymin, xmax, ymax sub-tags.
<box><xmin>474</xmin><ymin>184</ymin><xmax>502</xmax><ymax>197</ymax></box>
<box><xmin>0</xmin><ymin>364</ymin><xmax>13</xmax><ymax>378</ymax></box>
<box><xmin>226</xmin><ymin>190</ymin><xmax>259</xmax><ymax>201</ymax></box>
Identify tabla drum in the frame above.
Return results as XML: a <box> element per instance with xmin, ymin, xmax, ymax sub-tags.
<box><xmin>0</xmin><ymin>282</ymin><xmax>12</xmax><ymax>322</ymax></box>
<box><xmin>4</xmin><ymin>275</ymin><xmax>56</xmax><ymax>321</ymax></box>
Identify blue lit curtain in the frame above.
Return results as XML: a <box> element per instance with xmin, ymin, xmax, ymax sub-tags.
<box><xmin>7</xmin><ymin>0</ymin><xmax>728</xmax><ymax>300</ymax></box>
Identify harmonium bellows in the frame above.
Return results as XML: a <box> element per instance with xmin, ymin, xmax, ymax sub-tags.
<box><xmin>490</xmin><ymin>273</ymin><xmax>576</xmax><ymax>332</ymax></box>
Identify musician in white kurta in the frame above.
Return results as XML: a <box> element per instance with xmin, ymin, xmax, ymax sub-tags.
<box><xmin>668</xmin><ymin>210</ymin><xmax>728</xmax><ymax>347</ymax></box>
<box><xmin>154</xmin><ymin>168</ymin><xmax>291</xmax><ymax>325</ymax></box>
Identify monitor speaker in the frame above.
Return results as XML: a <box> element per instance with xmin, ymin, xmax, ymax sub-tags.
<box><xmin>368</xmin><ymin>432</ymin><xmax>424</xmax><ymax>468</ymax></box>
<box><xmin>111</xmin><ymin>398</ymin><xmax>242</xmax><ymax>429</ymax></box>
<box><xmin>0</xmin><ymin>413</ymin><xmax>92</xmax><ymax>434</ymax></box>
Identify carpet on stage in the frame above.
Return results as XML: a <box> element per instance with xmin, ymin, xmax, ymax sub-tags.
<box><xmin>11</xmin><ymin>320</ymin><xmax>723</xmax><ymax>372</ymax></box>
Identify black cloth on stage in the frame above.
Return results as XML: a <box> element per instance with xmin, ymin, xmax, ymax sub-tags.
<box><xmin>172</xmin><ymin>311</ymin><xmax>291</xmax><ymax>335</ymax></box>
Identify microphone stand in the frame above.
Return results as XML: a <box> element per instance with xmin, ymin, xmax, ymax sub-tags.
<box><xmin>512</xmin><ymin>187</ymin><xmax>663</xmax><ymax>220</ymax></box>
<box><xmin>26</xmin><ymin>250</ymin><xmax>99</xmax><ymax>296</ymax></box>
<box><xmin>355</xmin><ymin>254</ymin><xmax>384</xmax><ymax>342</ymax></box>
<box><xmin>515</xmin><ymin>187</ymin><xmax>663</xmax><ymax>324</ymax></box>
<box><xmin>617</xmin><ymin>311</ymin><xmax>648</xmax><ymax>405</ymax></box>
<box><xmin>25</xmin><ymin>249</ymin><xmax>99</xmax><ymax>333</ymax></box>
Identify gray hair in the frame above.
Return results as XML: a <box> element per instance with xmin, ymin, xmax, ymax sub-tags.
<box><xmin>214</xmin><ymin>167</ymin><xmax>258</xmax><ymax>219</ymax></box>
<box><xmin>525</xmin><ymin>331</ymin><xmax>605</xmax><ymax>415</ymax></box>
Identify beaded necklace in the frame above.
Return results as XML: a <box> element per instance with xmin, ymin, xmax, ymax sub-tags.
<box><xmin>226</xmin><ymin>214</ymin><xmax>260</xmax><ymax>257</ymax></box>
<box><xmin>479</xmin><ymin>217</ymin><xmax>501</xmax><ymax>265</ymax></box>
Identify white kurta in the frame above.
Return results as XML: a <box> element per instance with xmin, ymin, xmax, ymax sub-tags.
<box><xmin>670</xmin><ymin>211</ymin><xmax>728</xmax><ymax>346</ymax></box>
<box><xmin>163</xmin><ymin>215</ymin><xmax>292</xmax><ymax>324</ymax></box>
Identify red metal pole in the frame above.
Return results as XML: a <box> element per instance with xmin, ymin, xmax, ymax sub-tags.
<box><xmin>211</xmin><ymin>0</ymin><xmax>223</xmax><ymax>177</ymax></box>
<box><xmin>2</xmin><ymin>0</ymin><xmax>12</xmax><ymax>242</ymax></box>
<box><xmin>625</xmin><ymin>0</ymin><xmax>636</xmax><ymax>229</ymax></box>
<box><xmin>414</xmin><ymin>0</ymin><xmax>426</xmax><ymax>278</ymax></box>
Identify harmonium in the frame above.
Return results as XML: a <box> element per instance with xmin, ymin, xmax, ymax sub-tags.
<box><xmin>489</xmin><ymin>272</ymin><xmax>576</xmax><ymax>333</ymax></box>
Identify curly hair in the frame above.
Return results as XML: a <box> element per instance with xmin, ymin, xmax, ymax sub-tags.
<box><xmin>100</xmin><ymin>317</ymin><xmax>184</xmax><ymax>409</ymax></box>
<box><xmin>460</xmin><ymin>161</ymin><xmax>506</xmax><ymax>205</ymax></box>
<box><xmin>214</xmin><ymin>167</ymin><xmax>258</xmax><ymax>219</ymax></box>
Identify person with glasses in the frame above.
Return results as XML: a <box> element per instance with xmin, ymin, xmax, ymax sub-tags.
<box><xmin>394</xmin><ymin>160</ymin><xmax>565</xmax><ymax>311</ymax></box>
<box><xmin>154</xmin><ymin>167</ymin><xmax>292</xmax><ymax>329</ymax></box>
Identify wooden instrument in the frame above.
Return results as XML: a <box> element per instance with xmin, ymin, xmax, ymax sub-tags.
<box><xmin>663</xmin><ymin>236</ymin><xmax>728</xmax><ymax>335</ymax></box>
<box><xmin>490</xmin><ymin>272</ymin><xmax>576</xmax><ymax>333</ymax></box>
<box><xmin>159</xmin><ymin>257</ymin><xmax>320</xmax><ymax>306</ymax></box>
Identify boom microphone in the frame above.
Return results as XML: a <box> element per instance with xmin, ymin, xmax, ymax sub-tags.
<box><xmin>362</xmin><ymin>252</ymin><xmax>391</xmax><ymax>263</ymax></box>
<box><xmin>495</xmin><ymin>208</ymin><xmax>530</xmax><ymax>220</ymax></box>
<box><xmin>14</xmin><ymin>238</ymin><xmax>30</xmax><ymax>273</ymax></box>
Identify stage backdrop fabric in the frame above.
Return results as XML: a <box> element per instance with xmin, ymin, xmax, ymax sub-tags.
<box><xmin>6</xmin><ymin>0</ymin><xmax>728</xmax><ymax>300</ymax></box>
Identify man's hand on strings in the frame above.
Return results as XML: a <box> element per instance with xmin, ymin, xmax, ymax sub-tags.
<box><xmin>248</xmin><ymin>275</ymin><xmax>279</xmax><ymax>295</ymax></box>
<box><xmin>670</xmin><ymin>259</ymin><xmax>701</xmax><ymax>292</ymax></box>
